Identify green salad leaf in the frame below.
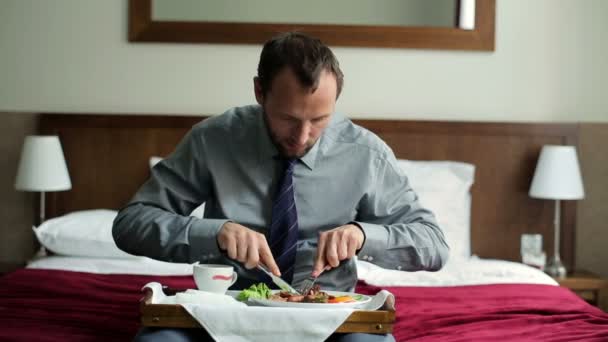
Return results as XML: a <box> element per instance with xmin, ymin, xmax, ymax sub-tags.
<box><xmin>237</xmin><ymin>283</ymin><xmax>272</xmax><ymax>301</ymax></box>
<box><xmin>351</xmin><ymin>294</ymin><xmax>364</xmax><ymax>301</ymax></box>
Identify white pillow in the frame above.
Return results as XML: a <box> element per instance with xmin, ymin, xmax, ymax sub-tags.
<box><xmin>149</xmin><ymin>156</ymin><xmax>163</xmax><ymax>169</ymax></box>
<box><xmin>33</xmin><ymin>209</ymin><xmax>137</xmax><ymax>259</ymax></box>
<box><xmin>149</xmin><ymin>156</ymin><xmax>206</xmax><ymax>218</ymax></box>
<box><xmin>397</xmin><ymin>160</ymin><xmax>475</xmax><ymax>260</ymax></box>
<box><xmin>190</xmin><ymin>204</ymin><xmax>206</xmax><ymax>218</ymax></box>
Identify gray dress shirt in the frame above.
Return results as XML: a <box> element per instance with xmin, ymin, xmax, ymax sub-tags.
<box><xmin>113</xmin><ymin>105</ymin><xmax>449</xmax><ymax>291</ymax></box>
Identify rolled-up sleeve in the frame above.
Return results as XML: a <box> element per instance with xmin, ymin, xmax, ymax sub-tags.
<box><xmin>354</xmin><ymin>154</ymin><xmax>450</xmax><ymax>271</ymax></box>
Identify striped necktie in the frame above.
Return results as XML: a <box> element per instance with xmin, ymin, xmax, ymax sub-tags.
<box><xmin>268</xmin><ymin>158</ymin><xmax>299</xmax><ymax>284</ymax></box>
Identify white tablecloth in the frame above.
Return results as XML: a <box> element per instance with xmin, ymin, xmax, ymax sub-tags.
<box><xmin>143</xmin><ymin>282</ymin><xmax>393</xmax><ymax>342</ymax></box>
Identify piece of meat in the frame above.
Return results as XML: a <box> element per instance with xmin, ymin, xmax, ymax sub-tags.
<box><xmin>286</xmin><ymin>295</ymin><xmax>305</xmax><ymax>302</ymax></box>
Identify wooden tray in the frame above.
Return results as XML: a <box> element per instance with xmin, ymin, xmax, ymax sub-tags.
<box><xmin>140</xmin><ymin>288</ymin><xmax>396</xmax><ymax>334</ymax></box>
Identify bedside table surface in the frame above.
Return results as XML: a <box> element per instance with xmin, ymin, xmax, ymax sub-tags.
<box><xmin>555</xmin><ymin>270</ymin><xmax>608</xmax><ymax>290</ymax></box>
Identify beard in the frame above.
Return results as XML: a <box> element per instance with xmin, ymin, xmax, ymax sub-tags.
<box><xmin>277</xmin><ymin>138</ymin><xmax>315</xmax><ymax>158</ymax></box>
<box><xmin>269</xmin><ymin>128</ymin><xmax>316</xmax><ymax>158</ymax></box>
<box><xmin>263</xmin><ymin>112</ymin><xmax>316</xmax><ymax>158</ymax></box>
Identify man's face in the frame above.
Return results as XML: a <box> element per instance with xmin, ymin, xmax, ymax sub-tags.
<box><xmin>254</xmin><ymin>68</ymin><xmax>337</xmax><ymax>158</ymax></box>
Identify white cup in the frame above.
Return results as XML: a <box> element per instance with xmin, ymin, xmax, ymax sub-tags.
<box><xmin>193</xmin><ymin>264</ymin><xmax>238</xmax><ymax>293</ymax></box>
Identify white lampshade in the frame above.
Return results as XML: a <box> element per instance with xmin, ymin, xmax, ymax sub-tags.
<box><xmin>529</xmin><ymin>145</ymin><xmax>584</xmax><ymax>200</ymax></box>
<box><xmin>15</xmin><ymin>135</ymin><xmax>72</xmax><ymax>191</ymax></box>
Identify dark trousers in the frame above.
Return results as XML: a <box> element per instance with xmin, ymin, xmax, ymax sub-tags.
<box><xmin>134</xmin><ymin>327</ymin><xmax>396</xmax><ymax>342</ymax></box>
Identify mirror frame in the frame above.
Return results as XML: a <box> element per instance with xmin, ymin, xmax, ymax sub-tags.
<box><xmin>129</xmin><ymin>0</ymin><xmax>494</xmax><ymax>51</ymax></box>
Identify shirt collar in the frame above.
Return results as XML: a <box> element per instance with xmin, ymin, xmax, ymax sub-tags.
<box><xmin>298</xmin><ymin>137</ymin><xmax>320</xmax><ymax>170</ymax></box>
<box><xmin>301</xmin><ymin>112</ymin><xmax>346</xmax><ymax>170</ymax></box>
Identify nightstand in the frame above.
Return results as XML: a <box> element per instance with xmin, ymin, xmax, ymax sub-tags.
<box><xmin>0</xmin><ymin>262</ymin><xmax>24</xmax><ymax>276</ymax></box>
<box><xmin>554</xmin><ymin>270</ymin><xmax>608</xmax><ymax>308</ymax></box>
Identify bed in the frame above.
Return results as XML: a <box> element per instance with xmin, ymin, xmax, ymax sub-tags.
<box><xmin>1</xmin><ymin>114</ymin><xmax>607</xmax><ymax>341</ymax></box>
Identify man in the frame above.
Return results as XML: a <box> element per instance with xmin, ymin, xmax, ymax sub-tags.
<box><xmin>113</xmin><ymin>32</ymin><xmax>449</xmax><ymax>342</ymax></box>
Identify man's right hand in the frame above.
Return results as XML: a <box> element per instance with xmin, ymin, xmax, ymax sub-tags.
<box><xmin>217</xmin><ymin>221</ymin><xmax>281</xmax><ymax>276</ymax></box>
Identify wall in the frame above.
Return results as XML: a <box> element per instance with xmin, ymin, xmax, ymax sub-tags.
<box><xmin>0</xmin><ymin>0</ymin><xmax>607</xmax><ymax>121</ymax></box>
<box><xmin>0</xmin><ymin>1</ymin><xmax>606</xmax><ymax>278</ymax></box>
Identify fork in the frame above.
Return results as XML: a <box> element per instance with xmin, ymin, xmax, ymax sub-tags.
<box><xmin>297</xmin><ymin>275</ymin><xmax>318</xmax><ymax>295</ymax></box>
<box><xmin>298</xmin><ymin>266</ymin><xmax>330</xmax><ymax>294</ymax></box>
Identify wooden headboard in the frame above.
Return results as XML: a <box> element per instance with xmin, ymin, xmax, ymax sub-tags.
<box><xmin>40</xmin><ymin>114</ymin><xmax>579</xmax><ymax>269</ymax></box>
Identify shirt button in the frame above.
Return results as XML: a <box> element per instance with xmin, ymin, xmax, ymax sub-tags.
<box><xmin>397</xmin><ymin>266</ymin><xmax>402</xmax><ymax>270</ymax></box>
<box><xmin>367</xmin><ymin>256</ymin><xmax>374</xmax><ymax>261</ymax></box>
<box><xmin>362</xmin><ymin>255</ymin><xmax>369</xmax><ymax>260</ymax></box>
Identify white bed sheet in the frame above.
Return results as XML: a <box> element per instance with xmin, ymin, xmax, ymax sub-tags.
<box><xmin>26</xmin><ymin>255</ymin><xmax>194</xmax><ymax>276</ymax></box>
<box><xmin>26</xmin><ymin>255</ymin><xmax>557</xmax><ymax>286</ymax></box>
<box><xmin>356</xmin><ymin>256</ymin><xmax>558</xmax><ymax>286</ymax></box>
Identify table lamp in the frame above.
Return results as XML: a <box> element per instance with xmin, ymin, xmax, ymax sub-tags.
<box><xmin>529</xmin><ymin>145</ymin><xmax>584</xmax><ymax>278</ymax></box>
<box><xmin>15</xmin><ymin>135</ymin><xmax>72</xmax><ymax>224</ymax></box>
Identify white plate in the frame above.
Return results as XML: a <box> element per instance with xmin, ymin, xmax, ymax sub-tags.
<box><xmin>243</xmin><ymin>290</ymin><xmax>371</xmax><ymax>309</ymax></box>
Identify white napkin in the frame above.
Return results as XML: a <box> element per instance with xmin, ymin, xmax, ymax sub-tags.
<box><xmin>143</xmin><ymin>282</ymin><xmax>393</xmax><ymax>342</ymax></box>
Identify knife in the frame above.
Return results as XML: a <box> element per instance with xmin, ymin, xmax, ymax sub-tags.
<box><xmin>257</xmin><ymin>264</ymin><xmax>299</xmax><ymax>294</ymax></box>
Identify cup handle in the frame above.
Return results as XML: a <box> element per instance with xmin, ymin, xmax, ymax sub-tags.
<box><xmin>230</xmin><ymin>272</ymin><xmax>238</xmax><ymax>286</ymax></box>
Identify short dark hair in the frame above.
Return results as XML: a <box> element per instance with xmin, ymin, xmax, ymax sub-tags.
<box><xmin>257</xmin><ymin>32</ymin><xmax>344</xmax><ymax>98</ymax></box>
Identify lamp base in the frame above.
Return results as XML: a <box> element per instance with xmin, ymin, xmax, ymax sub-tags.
<box><xmin>544</xmin><ymin>255</ymin><xmax>567</xmax><ymax>278</ymax></box>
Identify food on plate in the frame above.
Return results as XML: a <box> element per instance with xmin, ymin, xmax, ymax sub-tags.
<box><xmin>236</xmin><ymin>283</ymin><xmax>272</xmax><ymax>301</ymax></box>
<box><xmin>269</xmin><ymin>284</ymin><xmax>329</xmax><ymax>303</ymax></box>
<box><xmin>237</xmin><ymin>283</ymin><xmax>363</xmax><ymax>304</ymax></box>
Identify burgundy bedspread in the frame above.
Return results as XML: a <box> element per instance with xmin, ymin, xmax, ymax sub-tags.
<box><xmin>0</xmin><ymin>269</ymin><xmax>193</xmax><ymax>341</ymax></box>
<box><xmin>1</xmin><ymin>269</ymin><xmax>608</xmax><ymax>342</ymax></box>
<box><xmin>357</xmin><ymin>282</ymin><xmax>608</xmax><ymax>341</ymax></box>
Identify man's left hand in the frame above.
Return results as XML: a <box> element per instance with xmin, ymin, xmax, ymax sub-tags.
<box><xmin>312</xmin><ymin>224</ymin><xmax>364</xmax><ymax>277</ymax></box>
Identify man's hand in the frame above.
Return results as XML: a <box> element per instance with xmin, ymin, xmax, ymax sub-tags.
<box><xmin>217</xmin><ymin>221</ymin><xmax>281</xmax><ymax>276</ymax></box>
<box><xmin>312</xmin><ymin>224</ymin><xmax>365</xmax><ymax>277</ymax></box>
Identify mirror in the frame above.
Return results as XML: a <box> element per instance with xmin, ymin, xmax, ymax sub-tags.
<box><xmin>153</xmin><ymin>0</ymin><xmax>460</xmax><ymax>28</ymax></box>
<box><xmin>129</xmin><ymin>0</ymin><xmax>494</xmax><ymax>50</ymax></box>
